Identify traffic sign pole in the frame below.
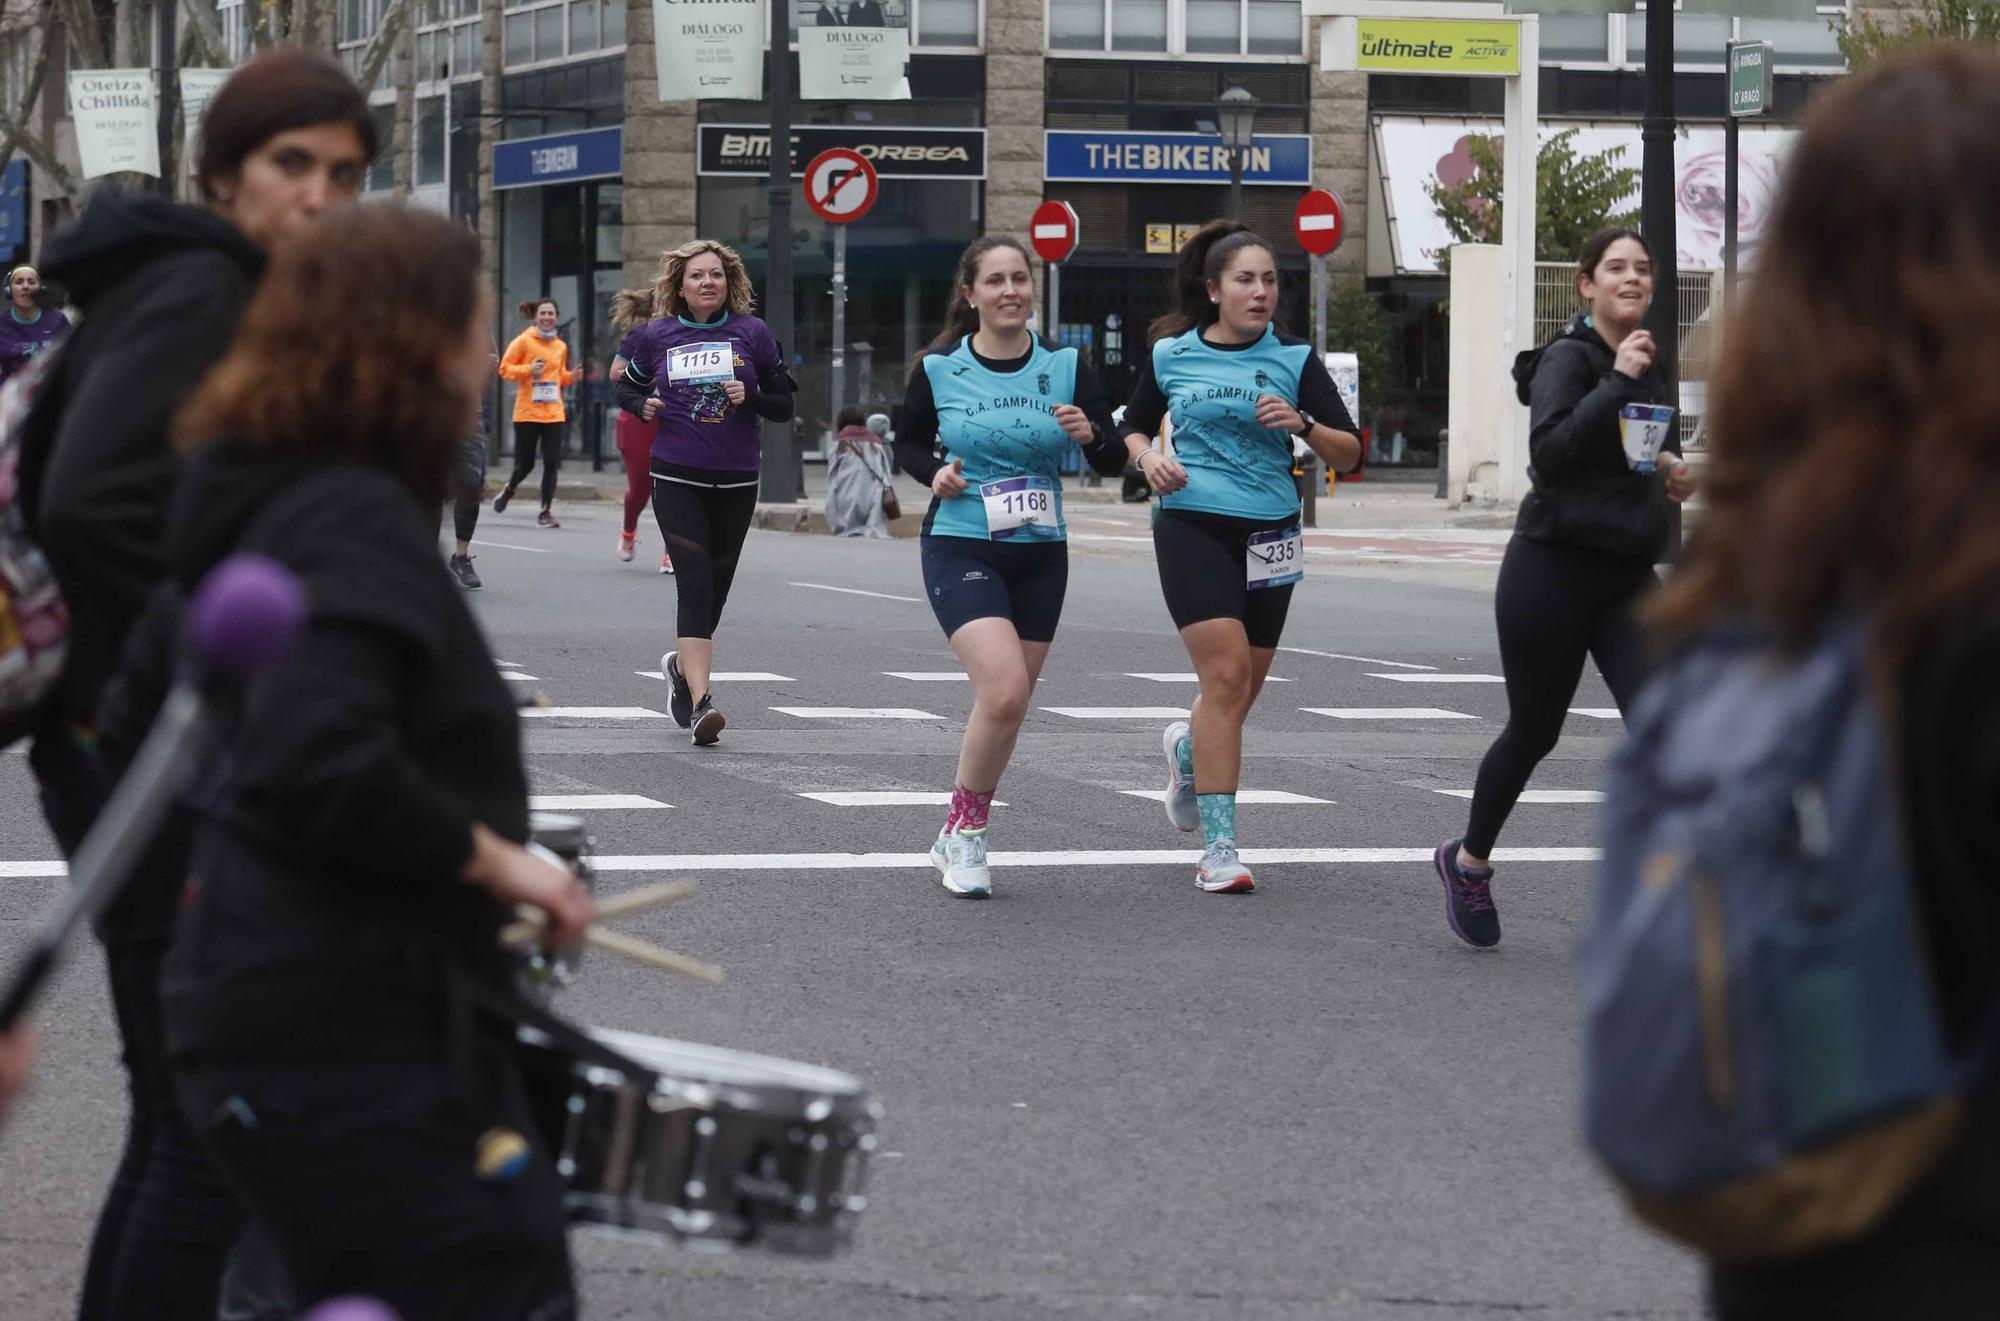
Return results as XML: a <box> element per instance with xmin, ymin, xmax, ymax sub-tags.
<box><xmin>802</xmin><ymin>149</ymin><xmax>879</xmax><ymax>448</ymax></box>
<box><xmin>1292</xmin><ymin>189</ymin><xmax>1345</xmax><ymax>360</ymax></box>
<box><xmin>1313</xmin><ymin>255</ymin><xmax>1326</xmax><ymax>360</ymax></box>
<box><xmin>832</xmin><ymin>224</ymin><xmax>847</xmax><ymax>425</ymax></box>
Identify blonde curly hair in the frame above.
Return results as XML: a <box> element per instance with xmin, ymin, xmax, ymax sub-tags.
<box><xmin>654</xmin><ymin>239</ymin><xmax>756</xmax><ymax>320</ymax></box>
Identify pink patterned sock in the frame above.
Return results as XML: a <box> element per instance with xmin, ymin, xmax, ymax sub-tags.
<box><xmin>953</xmin><ymin>784</ymin><xmax>994</xmax><ymax>832</ymax></box>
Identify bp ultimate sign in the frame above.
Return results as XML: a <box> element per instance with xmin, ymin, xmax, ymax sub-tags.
<box><xmin>698</xmin><ymin>125</ymin><xmax>987</xmax><ymax>179</ymax></box>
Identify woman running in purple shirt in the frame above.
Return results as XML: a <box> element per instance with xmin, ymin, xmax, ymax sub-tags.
<box><xmin>0</xmin><ymin>266</ymin><xmax>69</xmax><ymax>384</ymax></box>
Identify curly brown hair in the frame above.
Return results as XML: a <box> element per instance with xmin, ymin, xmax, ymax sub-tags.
<box><xmin>1651</xmin><ymin>44</ymin><xmax>2000</xmax><ymax>680</ymax></box>
<box><xmin>177</xmin><ymin>205</ymin><xmax>481</xmax><ymax>511</ymax></box>
<box><xmin>609</xmin><ymin>287</ymin><xmax>654</xmax><ymax>332</ymax></box>
<box><xmin>653</xmin><ymin>239</ymin><xmax>755</xmax><ymax>320</ymax></box>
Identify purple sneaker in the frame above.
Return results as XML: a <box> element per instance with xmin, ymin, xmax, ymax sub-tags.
<box><xmin>1435</xmin><ymin>838</ymin><xmax>1500</xmax><ymax>948</ymax></box>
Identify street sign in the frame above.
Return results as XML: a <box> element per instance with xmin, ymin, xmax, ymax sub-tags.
<box><xmin>1729</xmin><ymin>40</ymin><xmax>1773</xmax><ymax>118</ymax></box>
<box><xmin>1030</xmin><ymin>199</ymin><xmax>1080</xmax><ymax>264</ymax></box>
<box><xmin>1294</xmin><ymin>188</ymin><xmax>1345</xmax><ymax>257</ymax></box>
<box><xmin>802</xmin><ymin>148</ymin><xmax>878</xmax><ymax>224</ymax></box>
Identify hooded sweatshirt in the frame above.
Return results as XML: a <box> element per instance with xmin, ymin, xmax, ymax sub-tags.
<box><xmin>499</xmin><ymin>327</ymin><xmax>578</xmax><ymax>424</ymax></box>
<box><xmin>21</xmin><ymin>189</ymin><xmax>265</xmax><ymax>741</ymax></box>
<box><xmin>1511</xmin><ymin>313</ymin><xmax>1677</xmax><ymax>562</ymax></box>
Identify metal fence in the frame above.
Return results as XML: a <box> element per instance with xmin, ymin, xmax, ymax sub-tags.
<box><xmin>1532</xmin><ymin>263</ymin><xmax>1721</xmax><ymax>447</ymax></box>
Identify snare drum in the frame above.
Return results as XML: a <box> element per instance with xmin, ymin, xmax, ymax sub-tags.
<box><xmin>518</xmin><ymin>1026</ymin><xmax>880</xmax><ymax>1256</ymax></box>
<box><xmin>518</xmin><ymin>813</ymin><xmax>594</xmax><ymax>996</ymax></box>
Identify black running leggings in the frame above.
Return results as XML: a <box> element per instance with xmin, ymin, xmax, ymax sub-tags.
<box><xmin>653</xmin><ymin>473</ymin><xmax>759</xmax><ymax>640</ymax></box>
<box><xmin>506</xmin><ymin>420</ymin><xmax>564</xmax><ymax>509</ymax></box>
<box><xmin>1463</xmin><ymin>535</ymin><xmax>1656</xmax><ymax>858</ymax></box>
<box><xmin>451</xmin><ymin>437</ymin><xmax>487</xmax><ymax>544</ymax></box>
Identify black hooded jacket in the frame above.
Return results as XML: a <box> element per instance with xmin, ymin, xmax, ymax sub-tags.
<box><xmin>1511</xmin><ymin>314</ymin><xmax>1677</xmax><ymax>562</ymax></box>
<box><xmin>22</xmin><ymin>190</ymin><xmax>265</xmax><ymax>736</ymax></box>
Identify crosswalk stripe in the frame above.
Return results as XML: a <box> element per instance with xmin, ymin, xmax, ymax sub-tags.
<box><xmin>1368</xmin><ymin>673</ymin><xmax>1503</xmax><ymax>684</ymax></box>
<box><xmin>798</xmin><ymin>791</ymin><xmax>1008</xmax><ymax>807</ymax></box>
<box><xmin>788</xmin><ymin>581</ymin><xmax>922</xmax><ymax>604</ymax></box>
<box><xmin>520</xmin><ymin>707</ymin><xmax>670</xmax><ymax>719</ymax></box>
<box><xmin>883</xmin><ymin>672</ymin><xmax>969</xmax><ymax>681</ymax></box>
<box><xmin>529</xmin><ymin>794</ymin><xmax>671</xmax><ymax>810</ymax></box>
<box><xmin>501</xmin><ymin>672</ymin><xmax>540</xmax><ymax>682</ymax></box>
<box><xmin>635</xmin><ymin>671</ymin><xmax>795</xmax><ymax>682</ymax></box>
<box><xmin>1121</xmin><ymin>789</ymin><xmax>1331</xmax><ymax>805</ymax></box>
<box><xmin>770</xmin><ymin>706</ymin><xmax>944</xmax><ymax>720</ymax></box>
<box><xmin>1432</xmin><ymin>789</ymin><xmax>1604</xmax><ymax>804</ymax></box>
<box><xmin>1301</xmin><ymin>707</ymin><xmax>1477</xmax><ymax>720</ymax></box>
<box><xmin>1041</xmin><ymin>706</ymin><xmax>1188</xmax><ymax>719</ymax></box>
<box><xmin>1278</xmin><ymin>645</ymin><xmax>1437</xmax><ymax>672</ymax></box>
<box><xmin>1122</xmin><ymin>673</ymin><xmax>1289</xmax><ymax>683</ymax></box>
<box><xmin>1568</xmin><ymin>708</ymin><xmax>1621</xmax><ymax>719</ymax></box>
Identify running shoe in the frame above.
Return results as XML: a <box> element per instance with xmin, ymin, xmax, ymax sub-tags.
<box><xmin>1160</xmin><ymin>720</ymin><xmax>1199</xmax><ymax>833</ymax></box>
<box><xmin>660</xmin><ymin>553</ymin><xmax>675</xmax><ymax>575</ymax></box>
<box><xmin>493</xmin><ymin>487</ymin><xmax>513</xmax><ymax>514</ymax></box>
<box><xmin>660</xmin><ymin>651</ymin><xmax>693</xmax><ymax>728</ymax></box>
<box><xmin>1434</xmin><ymin>838</ymin><xmax>1501</xmax><ymax>949</ymax></box>
<box><xmin>537</xmin><ymin>510</ymin><xmax>559</xmax><ymax>529</ymax></box>
<box><xmin>617</xmin><ymin>532</ymin><xmax>636</xmax><ymax>562</ymax></box>
<box><xmin>446</xmin><ymin>553</ymin><xmax>481</xmax><ymax>590</ymax></box>
<box><xmin>931</xmin><ymin>826</ymin><xmax>992</xmax><ymax>899</ymax></box>
<box><xmin>1195</xmin><ymin>839</ymin><xmax>1255</xmax><ymax>894</ymax></box>
<box><xmin>690</xmin><ymin>695</ymin><xmax>725</xmax><ymax>747</ymax></box>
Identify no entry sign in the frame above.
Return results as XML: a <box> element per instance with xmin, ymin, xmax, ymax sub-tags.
<box><xmin>1030</xmin><ymin>199</ymin><xmax>1080</xmax><ymax>263</ymax></box>
<box><xmin>1294</xmin><ymin>189</ymin><xmax>1344</xmax><ymax>257</ymax></box>
<box><xmin>803</xmin><ymin>148</ymin><xmax>878</xmax><ymax>224</ymax></box>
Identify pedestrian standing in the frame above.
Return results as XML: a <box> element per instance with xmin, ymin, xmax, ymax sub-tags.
<box><xmin>895</xmin><ymin>235</ymin><xmax>1124</xmax><ymax>898</ymax></box>
<box><xmin>1433</xmin><ymin>227</ymin><xmax>1696</xmax><ymax>949</ymax></box>
<box><xmin>825</xmin><ymin>405</ymin><xmax>894</xmax><ymax>538</ymax></box>
<box><xmin>0</xmin><ymin>265</ymin><xmax>70</xmax><ymax>383</ymax></box>
<box><xmin>608</xmin><ymin>287</ymin><xmax>671</xmax><ymax>572</ymax></box>
<box><xmin>158</xmin><ymin>203</ymin><xmax>591</xmax><ymax>1321</ymax></box>
<box><xmin>1644</xmin><ymin>45</ymin><xmax>2000</xmax><ymax>1315</ymax></box>
<box><xmin>18</xmin><ymin>46</ymin><xmax>374</xmax><ymax>1321</ymax></box>
<box><xmin>493</xmin><ymin>297</ymin><xmax>578</xmax><ymax>528</ymax></box>
<box><xmin>616</xmin><ymin>238</ymin><xmax>796</xmax><ymax>747</ymax></box>
<box><xmin>1121</xmin><ymin>221</ymin><xmax>1361</xmax><ymax>895</ymax></box>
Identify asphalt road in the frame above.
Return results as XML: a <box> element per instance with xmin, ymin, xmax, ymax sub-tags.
<box><xmin>0</xmin><ymin>492</ymin><xmax>1707</xmax><ymax>1320</ymax></box>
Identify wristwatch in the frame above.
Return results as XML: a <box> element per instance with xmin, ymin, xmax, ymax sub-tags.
<box><xmin>1294</xmin><ymin>409</ymin><xmax>1316</xmax><ymax>438</ymax></box>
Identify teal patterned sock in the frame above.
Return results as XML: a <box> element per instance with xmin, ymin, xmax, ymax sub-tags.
<box><xmin>1197</xmin><ymin>792</ymin><xmax>1236</xmax><ymax>848</ymax></box>
<box><xmin>1174</xmin><ymin>732</ymin><xmax>1194</xmax><ymax>779</ymax></box>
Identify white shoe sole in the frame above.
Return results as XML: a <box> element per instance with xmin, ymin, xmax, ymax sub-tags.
<box><xmin>933</xmin><ymin>836</ymin><xmax>991</xmax><ymax>898</ymax></box>
<box><xmin>1161</xmin><ymin>722</ymin><xmax>1199</xmax><ymax>833</ymax></box>
<box><xmin>1196</xmin><ymin>867</ymin><xmax>1256</xmax><ymax>895</ymax></box>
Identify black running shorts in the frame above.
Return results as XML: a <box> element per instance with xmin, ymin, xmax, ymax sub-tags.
<box><xmin>1152</xmin><ymin>507</ymin><xmax>1299</xmax><ymax>649</ymax></box>
<box><xmin>920</xmin><ymin>535</ymin><xmax>1069</xmax><ymax>644</ymax></box>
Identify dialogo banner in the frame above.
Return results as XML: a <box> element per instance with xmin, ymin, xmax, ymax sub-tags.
<box><xmin>70</xmin><ymin>69</ymin><xmax>159</xmax><ymax>179</ymax></box>
<box><xmin>799</xmin><ymin>26</ymin><xmax>910</xmax><ymax>101</ymax></box>
<box><xmin>654</xmin><ymin>0</ymin><xmax>764</xmax><ymax>101</ymax></box>
<box><xmin>179</xmin><ymin>68</ymin><xmax>232</xmax><ymax>171</ymax></box>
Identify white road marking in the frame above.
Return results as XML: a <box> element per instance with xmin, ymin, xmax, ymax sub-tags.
<box><xmin>788</xmin><ymin>581</ymin><xmax>923</xmax><ymax>603</ymax></box>
<box><xmin>519</xmin><ymin>707</ymin><xmax>671</xmax><ymax>719</ymax></box>
<box><xmin>883</xmin><ymin>671</ymin><xmax>969</xmax><ymax>681</ymax></box>
<box><xmin>1123</xmin><ymin>672</ymin><xmax>1289</xmax><ymax>683</ymax></box>
<box><xmin>1041</xmin><ymin>706</ymin><xmax>1189</xmax><ymax>720</ymax></box>
<box><xmin>1122</xmin><ymin>789</ymin><xmax>1331</xmax><ymax>805</ymax></box>
<box><xmin>1569</xmin><ymin>708</ymin><xmax>1622</xmax><ymax>720</ymax></box>
<box><xmin>501</xmin><ymin>672</ymin><xmax>540</xmax><ymax>682</ymax></box>
<box><xmin>1301</xmin><ymin>707</ymin><xmax>1478</xmax><ymax>720</ymax></box>
<box><xmin>496</xmin><ymin>660</ymin><xmax>521</xmax><ymax>668</ymax></box>
<box><xmin>1278</xmin><ymin>645</ymin><xmax>1437</xmax><ymax>672</ymax></box>
<box><xmin>1433</xmin><ymin>789</ymin><xmax>1604</xmax><ymax>804</ymax></box>
<box><xmin>798</xmin><ymin>791</ymin><xmax>1008</xmax><ymax>807</ymax></box>
<box><xmin>472</xmin><ymin>540</ymin><xmax>552</xmax><ymax>554</ymax></box>
<box><xmin>0</xmin><ymin>845</ymin><xmax>1599</xmax><ymax>881</ymax></box>
<box><xmin>771</xmin><ymin>706</ymin><xmax>944</xmax><ymax>720</ymax></box>
<box><xmin>636</xmin><ymin>671</ymin><xmax>795</xmax><ymax>682</ymax></box>
<box><xmin>529</xmin><ymin>794</ymin><xmax>672</xmax><ymax>810</ymax></box>
<box><xmin>1368</xmin><ymin>673</ymin><xmax>1503</xmax><ymax>684</ymax></box>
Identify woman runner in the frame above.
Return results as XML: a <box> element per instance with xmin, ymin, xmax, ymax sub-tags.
<box><xmin>616</xmin><ymin>239</ymin><xmax>795</xmax><ymax>746</ymax></box>
<box><xmin>0</xmin><ymin>265</ymin><xmax>69</xmax><ymax>383</ymax></box>
<box><xmin>1121</xmin><ymin>221</ymin><xmax>1362</xmax><ymax>895</ymax></box>
<box><xmin>894</xmin><ymin>235</ymin><xmax>1125</xmax><ymax>898</ymax></box>
<box><xmin>1433</xmin><ymin>227</ymin><xmax>1695</xmax><ymax>949</ymax></box>
<box><xmin>494</xmin><ymin>296</ymin><xmax>579</xmax><ymax>528</ymax></box>
<box><xmin>608</xmin><ymin>288</ymin><xmax>671</xmax><ymax>573</ymax></box>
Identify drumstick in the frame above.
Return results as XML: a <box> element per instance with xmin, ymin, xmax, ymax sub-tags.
<box><xmin>580</xmin><ymin>926</ymin><xmax>725</xmax><ymax>984</ymax></box>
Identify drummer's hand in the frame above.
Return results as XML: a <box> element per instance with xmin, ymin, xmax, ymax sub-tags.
<box><xmin>465</xmin><ymin>824</ymin><xmax>594</xmax><ymax>948</ymax></box>
<box><xmin>1052</xmin><ymin>403</ymin><xmax>1093</xmax><ymax>443</ymax></box>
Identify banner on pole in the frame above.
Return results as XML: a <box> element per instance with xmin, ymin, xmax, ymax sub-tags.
<box><xmin>799</xmin><ymin>27</ymin><xmax>911</xmax><ymax>100</ymax></box>
<box><xmin>178</xmin><ymin>68</ymin><xmax>232</xmax><ymax>172</ymax></box>
<box><xmin>653</xmin><ymin>0</ymin><xmax>764</xmax><ymax>102</ymax></box>
<box><xmin>69</xmin><ymin>69</ymin><xmax>160</xmax><ymax>179</ymax></box>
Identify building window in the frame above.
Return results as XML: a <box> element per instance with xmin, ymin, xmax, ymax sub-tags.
<box><xmin>416</xmin><ymin>94</ymin><xmax>448</xmax><ymax>186</ymax></box>
<box><xmin>1613</xmin><ymin>3</ymin><xmax>1847</xmax><ymax>71</ymax></box>
<box><xmin>365</xmin><ymin>104</ymin><xmax>397</xmax><ymax>192</ymax></box>
<box><xmin>214</xmin><ymin>0</ymin><xmax>253</xmax><ymax>62</ymax></box>
<box><xmin>504</xmin><ymin>0</ymin><xmax>627</xmax><ymax>69</ymax></box>
<box><xmin>1050</xmin><ymin>0</ymin><xmax>1302</xmax><ymax>57</ymax></box>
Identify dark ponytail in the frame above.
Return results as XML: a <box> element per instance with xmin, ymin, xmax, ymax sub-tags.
<box><xmin>518</xmin><ymin>297</ymin><xmax>557</xmax><ymax>320</ymax></box>
<box><xmin>1147</xmin><ymin>220</ymin><xmax>1276</xmax><ymax>344</ymax></box>
<box><xmin>920</xmin><ymin>235</ymin><xmax>1033</xmax><ymax>362</ymax></box>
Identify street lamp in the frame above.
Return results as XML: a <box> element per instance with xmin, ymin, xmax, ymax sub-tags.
<box><xmin>1217</xmin><ymin>84</ymin><xmax>1259</xmax><ymax>223</ymax></box>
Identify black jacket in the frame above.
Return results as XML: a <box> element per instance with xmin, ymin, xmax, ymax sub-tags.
<box><xmin>22</xmin><ymin>190</ymin><xmax>265</xmax><ymax>736</ymax></box>
<box><xmin>1512</xmin><ymin>315</ymin><xmax>1676</xmax><ymax>563</ymax></box>
<box><xmin>141</xmin><ymin>444</ymin><xmax>529</xmax><ymax>1063</ymax></box>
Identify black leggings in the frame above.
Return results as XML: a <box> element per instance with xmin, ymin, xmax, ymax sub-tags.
<box><xmin>1463</xmin><ymin>535</ymin><xmax>1656</xmax><ymax>858</ymax></box>
<box><xmin>452</xmin><ymin>437</ymin><xmax>488</xmax><ymax>544</ymax></box>
<box><xmin>505</xmin><ymin>421</ymin><xmax>564</xmax><ymax>509</ymax></box>
<box><xmin>653</xmin><ymin>472</ymin><xmax>759</xmax><ymax>640</ymax></box>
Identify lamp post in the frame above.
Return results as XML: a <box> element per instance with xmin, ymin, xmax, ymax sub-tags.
<box><xmin>1217</xmin><ymin>84</ymin><xmax>1258</xmax><ymax>222</ymax></box>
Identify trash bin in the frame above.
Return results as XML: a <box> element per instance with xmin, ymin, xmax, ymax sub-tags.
<box><xmin>1294</xmin><ymin>450</ymin><xmax>1319</xmax><ymax>528</ymax></box>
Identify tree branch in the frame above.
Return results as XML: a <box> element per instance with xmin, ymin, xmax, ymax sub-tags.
<box><xmin>358</xmin><ymin>0</ymin><xmax>410</xmax><ymax>94</ymax></box>
<box><xmin>180</xmin><ymin>0</ymin><xmax>233</xmax><ymax>67</ymax></box>
<box><xmin>0</xmin><ymin>5</ymin><xmax>81</xmax><ymax>200</ymax></box>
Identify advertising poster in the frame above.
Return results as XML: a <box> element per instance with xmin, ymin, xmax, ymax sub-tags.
<box><xmin>654</xmin><ymin>0</ymin><xmax>764</xmax><ymax>101</ymax></box>
<box><xmin>178</xmin><ymin>68</ymin><xmax>232</xmax><ymax>170</ymax></box>
<box><xmin>69</xmin><ymin>69</ymin><xmax>159</xmax><ymax>179</ymax></box>
<box><xmin>799</xmin><ymin>26</ymin><xmax>911</xmax><ymax>100</ymax></box>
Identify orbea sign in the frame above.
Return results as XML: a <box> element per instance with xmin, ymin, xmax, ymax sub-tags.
<box><xmin>1352</xmin><ymin>18</ymin><xmax>1519</xmax><ymax>76</ymax></box>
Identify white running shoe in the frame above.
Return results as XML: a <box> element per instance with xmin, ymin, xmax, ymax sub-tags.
<box><xmin>1161</xmin><ymin>720</ymin><xmax>1200</xmax><ymax>833</ymax></box>
<box><xmin>931</xmin><ymin>826</ymin><xmax>992</xmax><ymax>899</ymax></box>
<box><xmin>1195</xmin><ymin>839</ymin><xmax>1255</xmax><ymax>894</ymax></box>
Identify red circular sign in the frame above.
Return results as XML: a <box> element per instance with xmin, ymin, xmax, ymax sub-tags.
<box><xmin>1294</xmin><ymin>189</ymin><xmax>1345</xmax><ymax>257</ymax></box>
<box><xmin>803</xmin><ymin>149</ymin><xmax>878</xmax><ymax>225</ymax></box>
<box><xmin>1030</xmin><ymin>199</ymin><xmax>1080</xmax><ymax>264</ymax></box>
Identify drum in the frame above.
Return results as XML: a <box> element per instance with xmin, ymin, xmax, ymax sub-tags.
<box><xmin>518</xmin><ymin>1025</ymin><xmax>880</xmax><ymax>1257</ymax></box>
<box><xmin>518</xmin><ymin>812</ymin><xmax>594</xmax><ymax>996</ymax></box>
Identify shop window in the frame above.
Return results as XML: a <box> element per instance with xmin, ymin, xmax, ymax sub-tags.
<box><xmin>1052</xmin><ymin>0</ymin><xmax>1302</xmax><ymax>57</ymax></box>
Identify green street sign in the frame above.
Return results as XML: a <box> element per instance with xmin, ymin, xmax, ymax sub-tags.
<box><xmin>1729</xmin><ymin>40</ymin><xmax>1774</xmax><ymax>117</ymax></box>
